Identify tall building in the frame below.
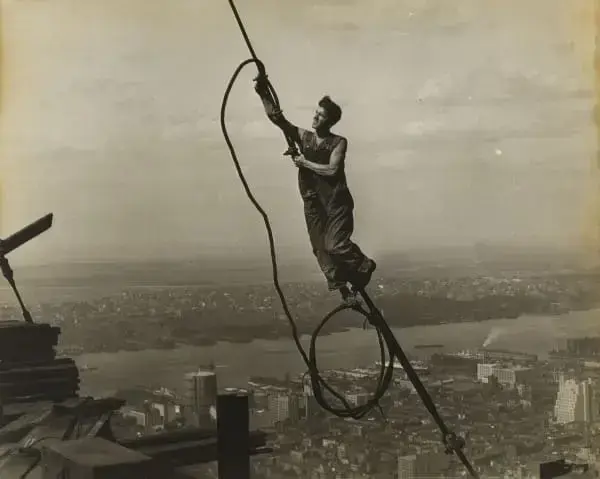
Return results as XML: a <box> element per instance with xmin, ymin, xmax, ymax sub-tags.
<box><xmin>477</xmin><ymin>363</ymin><xmax>534</xmax><ymax>388</ymax></box>
<box><xmin>120</xmin><ymin>407</ymin><xmax>146</xmax><ymax>428</ymax></box>
<box><xmin>150</xmin><ymin>389</ymin><xmax>179</xmax><ymax>425</ymax></box>
<box><xmin>398</xmin><ymin>455</ymin><xmax>417</xmax><ymax>478</ymax></box>
<box><xmin>397</xmin><ymin>452</ymin><xmax>450</xmax><ymax>478</ymax></box>
<box><xmin>346</xmin><ymin>390</ymin><xmax>370</xmax><ymax>407</ymax></box>
<box><xmin>554</xmin><ymin>376</ymin><xmax>599</xmax><ymax>424</ymax></box>
<box><xmin>251</xmin><ymin>390</ymin><xmax>269</xmax><ymax>411</ymax></box>
<box><xmin>477</xmin><ymin>363</ymin><xmax>495</xmax><ymax>383</ymax></box>
<box><xmin>267</xmin><ymin>392</ymin><xmax>300</xmax><ymax>425</ymax></box>
<box><xmin>304</xmin><ymin>394</ymin><xmax>325</xmax><ymax>420</ymax></box>
<box><xmin>303</xmin><ymin>376</ymin><xmax>314</xmax><ymax>397</ymax></box>
<box><xmin>182</xmin><ymin>370</ymin><xmax>218</xmax><ymax>428</ymax></box>
<box><xmin>142</xmin><ymin>401</ymin><xmax>163</xmax><ymax>432</ymax></box>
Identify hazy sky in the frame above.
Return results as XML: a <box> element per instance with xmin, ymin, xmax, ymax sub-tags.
<box><xmin>0</xmin><ymin>0</ymin><xmax>597</xmax><ymax>265</ymax></box>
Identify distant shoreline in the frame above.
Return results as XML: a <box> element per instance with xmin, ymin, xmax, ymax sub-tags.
<box><xmin>56</xmin><ymin>307</ymin><xmax>578</xmax><ymax>358</ymax></box>
<box><xmin>58</xmin><ymin>325</ymin><xmax>354</xmax><ymax>356</ymax></box>
<box><xmin>14</xmin><ymin>266</ymin><xmax>599</xmax><ymax>357</ymax></box>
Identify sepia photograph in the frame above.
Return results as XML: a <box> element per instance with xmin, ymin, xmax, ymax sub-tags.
<box><xmin>0</xmin><ymin>0</ymin><xmax>599</xmax><ymax>477</ymax></box>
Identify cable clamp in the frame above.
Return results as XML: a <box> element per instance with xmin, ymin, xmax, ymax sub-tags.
<box><xmin>443</xmin><ymin>432</ymin><xmax>466</xmax><ymax>455</ymax></box>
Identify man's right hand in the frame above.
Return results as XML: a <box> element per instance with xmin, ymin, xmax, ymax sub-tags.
<box><xmin>253</xmin><ymin>74</ymin><xmax>269</xmax><ymax>96</ymax></box>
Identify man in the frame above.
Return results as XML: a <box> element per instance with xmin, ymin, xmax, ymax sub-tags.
<box><xmin>254</xmin><ymin>76</ymin><xmax>376</xmax><ymax>303</ymax></box>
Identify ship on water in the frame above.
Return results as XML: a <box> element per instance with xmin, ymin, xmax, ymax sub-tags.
<box><xmin>375</xmin><ymin>359</ymin><xmax>429</xmax><ymax>372</ymax></box>
<box><xmin>447</xmin><ymin>348</ymin><xmax>538</xmax><ymax>363</ymax></box>
<box><xmin>79</xmin><ymin>364</ymin><xmax>98</xmax><ymax>372</ymax></box>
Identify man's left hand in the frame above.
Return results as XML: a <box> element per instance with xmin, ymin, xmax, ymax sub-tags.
<box><xmin>292</xmin><ymin>155</ymin><xmax>306</xmax><ymax>168</ymax></box>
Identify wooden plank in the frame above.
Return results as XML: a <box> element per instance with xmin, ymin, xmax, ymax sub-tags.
<box><xmin>0</xmin><ymin>332</ymin><xmax>59</xmax><ymax>342</ymax></box>
<box><xmin>20</xmin><ymin>412</ymin><xmax>80</xmax><ymax>446</ymax></box>
<box><xmin>0</xmin><ymin>344</ymin><xmax>58</xmax><ymax>353</ymax></box>
<box><xmin>0</xmin><ymin>370</ymin><xmax>79</xmax><ymax>386</ymax></box>
<box><xmin>0</xmin><ymin>336</ymin><xmax>58</xmax><ymax>346</ymax></box>
<box><xmin>2</xmin><ymin>400</ymin><xmax>54</xmax><ymax>418</ymax></box>
<box><xmin>0</xmin><ymin>377</ymin><xmax>79</xmax><ymax>402</ymax></box>
<box><xmin>52</xmin><ymin>398</ymin><xmax>125</xmax><ymax>423</ymax></box>
<box><xmin>53</xmin><ymin>397</ymin><xmax>91</xmax><ymax>410</ymax></box>
<box><xmin>130</xmin><ymin>434</ymin><xmax>268</xmax><ymax>467</ymax></box>
<box><xmin>6</xmin><ymin>397</ymin><xmax>124</xmax><ymax>444</ymax></box>
<box><xmin>10</xmin><ymin>378</ymin><xmax>79</xmax><ymax>392</ymax></box>
<box><xmin>0</xmin><ymin>322</ymin><xmax>61</xmax><ymax>359</ymax></box>
<box><xmin>3</xmin><ymin>389</ymin><xmax>79</xmax><ymax>404</ymax></box>
<box><xmin>0</xmin><ymin>334</ymin><xmax>59</xmax><ymax>344</ymax></box>
<box><xmin>0</xmin><ymin>374</ymin><xmax>79</xmax><ymax>385</ymax></box>
<box><xmin>0</xmin><ymin>326</ymin><xmax>60</xmax><ymax>340</ymax></box>
<box><xmin>0</xmin><ymin>403</ymin><xmax>54</xmax><ymax>443</ymax></box>
<box><xmin>0</xmin><ymin>321</ymin><xmax>56</xmax><ymax>330</ymax></box>
<box><xmin>0</xmin><ymin>352</ymin><xmax>57</xmax><ymax>364</ymax></box>
<box><xmin>118</xmin><ymin>428</ymin><xmax>218</xmax><ymax>449</ymax></box>
<box><xmin>83</xmin><ymin>412</ymin><xmax>113</xmax><ymax>438</ymax></box>
<box><xmin>41</xmin><ymin>437</ymin><xmax>166</xmax><ymax>479</ymax></box>
<box><xmin>0</xmin><ymin>358</ymin><xmax>76</xmax><ymax>371</ymax></box>
<box><xmin>0</xmin><ymin>373</ymin><xmax>79</xmax><ymax>388</ymax></box>
<box><xmin>0</xmin><ymin>449</ymin><xmax>44</xmax><ymax>479</ymax></box>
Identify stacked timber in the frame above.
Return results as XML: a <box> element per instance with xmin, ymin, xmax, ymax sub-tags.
<box><xmin>0</xmin><ymin>320</ymin><xmax>79</xmax><ymax>404</ymax></box>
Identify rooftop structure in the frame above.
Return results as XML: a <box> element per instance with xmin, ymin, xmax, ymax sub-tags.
<box><xmin>0</xmin><ymin>320</ymin><xmax>270</xmax><ymax>478</ymax></box>
<box><xmin>0</xmin><ymin>215</ymin><xmax>269</xmax><ymax>478</ymax></box>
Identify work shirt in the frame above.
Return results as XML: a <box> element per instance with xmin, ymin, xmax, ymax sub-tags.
<box><xmin>298</xmin><ymin>131</ymin><xmax>354</xmax><ymax>212</ymax></box>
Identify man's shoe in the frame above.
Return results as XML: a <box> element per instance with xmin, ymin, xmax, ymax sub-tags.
<box><xmin>339</xmin><ymin>286</ymin><xmax>360</xmax><ymax>308</ymax></box>
<box><xmin>351</xmin><ymin>259</ymin><xmax>377</xmax><ymax>292</ymax></box>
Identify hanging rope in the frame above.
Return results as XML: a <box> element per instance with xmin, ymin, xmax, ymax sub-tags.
<box><xmin>220</xmin><ymin>1</ymin><xmax>479</xmax><ymax>477</ymax></box>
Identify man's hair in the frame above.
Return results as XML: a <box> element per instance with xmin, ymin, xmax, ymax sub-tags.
<box><xmin>318</xmin><ymin>95</ymin><xmax>342</xmax><ymax>127</ymax></box>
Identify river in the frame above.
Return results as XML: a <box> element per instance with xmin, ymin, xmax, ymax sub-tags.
<box><xmin>74</xmin><ymin>308</ymin><xmax>600</xmax><ymax>398</ymax></box>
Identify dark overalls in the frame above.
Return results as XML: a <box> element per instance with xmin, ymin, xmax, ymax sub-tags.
<box><xmin>298</xmin><ymin>130</ymin><xmax>373</xmax><ymax>291</ymax></box>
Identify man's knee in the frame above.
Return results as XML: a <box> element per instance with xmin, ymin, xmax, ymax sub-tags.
<box><xmin>323</xmin><ymin>238</ymin><xmax>344</xmax><ymax>258</ymax></box>
<box><xmin>323</xmin><ymin>246</ymin><xmax>334</xmax><ymax>258</ymax></box>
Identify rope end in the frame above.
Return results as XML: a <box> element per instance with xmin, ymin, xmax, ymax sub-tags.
<box><xmin>283</xmin><ymin>146</ymin><xmax>300</xmax><ymax>158</ymax></box>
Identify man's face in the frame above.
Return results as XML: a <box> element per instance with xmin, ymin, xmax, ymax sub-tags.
<box><xmin>312</xmin><ymin>106</ymin><xmax>329</xmax><ymax>130</ymax></box>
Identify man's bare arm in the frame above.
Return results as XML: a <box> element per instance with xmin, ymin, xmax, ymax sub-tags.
<box><xmin>259</xmin><ymin>95</ymin><xmax>306</xmax><ymax>141</ymax></box>
<box><xmin>296</xmin><ymin>138</ymin><xmax>347</xmax><ymax>177</ymax></box>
